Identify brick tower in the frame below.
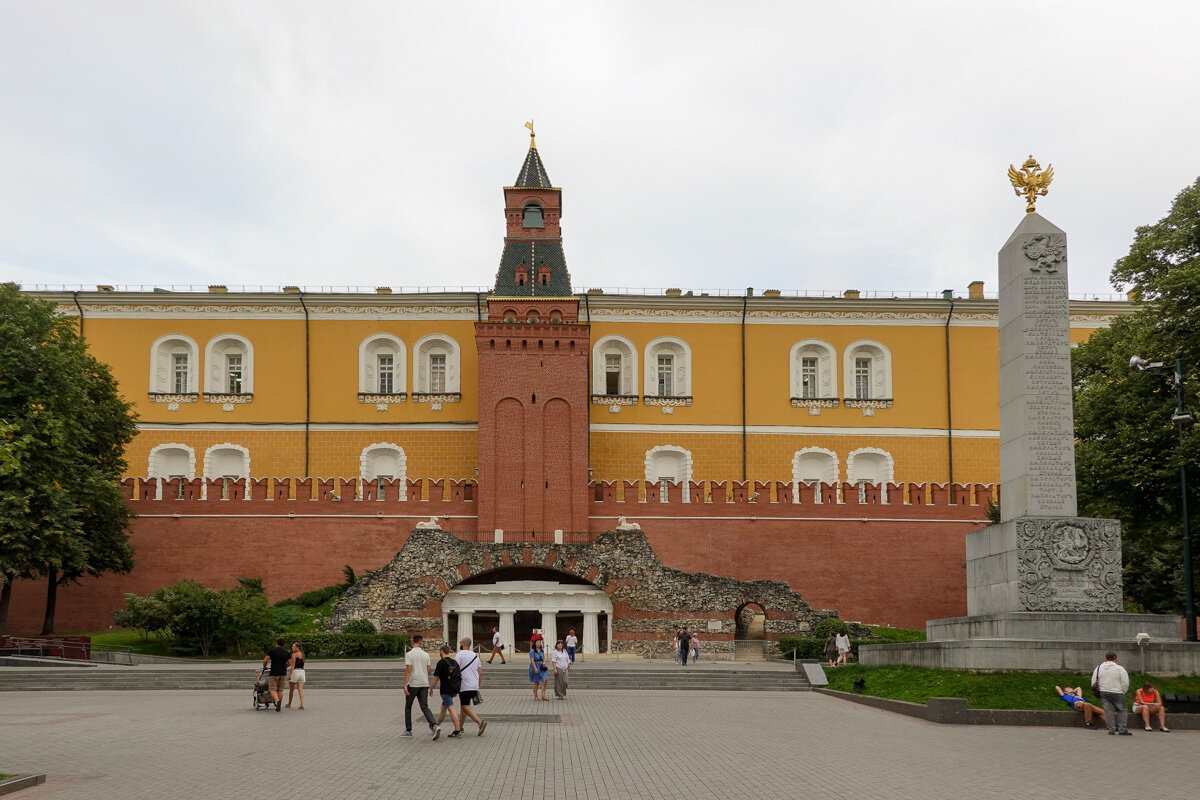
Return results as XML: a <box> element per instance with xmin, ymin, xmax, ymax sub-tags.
<box><xmin>475</xmin><ymin>130</ymin><xmax>590</xmax><ymax>535</ymax></box>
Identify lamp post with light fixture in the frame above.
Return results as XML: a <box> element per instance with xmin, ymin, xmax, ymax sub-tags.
<box><xmin>1130</xmin><ymin>349</ymin><xmax>1195</xmax><ymax>641</ymax></box>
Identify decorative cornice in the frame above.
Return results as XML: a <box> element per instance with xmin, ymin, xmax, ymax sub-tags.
<box><xmin>591</xmin><ymin>394</ymin><xmax>639</xmax><ymax>406</ymax></box>
<box><xmin>791</xmin><ymin>397</ymin><xmax>839</xmax><ymax>409</ymax></box>
<box><xmin>643</xmin><ymin>396</ymin><xmax>693</xmax><ymax>407</ymax></box>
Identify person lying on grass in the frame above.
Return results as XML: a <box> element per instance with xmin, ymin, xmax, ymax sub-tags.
<box><xmin>1055</xmin><ymin>685</ymin><xmax>1106</xmax><ymax>728</ymax></box>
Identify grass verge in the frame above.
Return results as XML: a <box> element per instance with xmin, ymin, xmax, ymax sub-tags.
<box><xmin>824</xmin><ymin>664</ymin><xmax>1200</xmax><ymax>710</ymax></box>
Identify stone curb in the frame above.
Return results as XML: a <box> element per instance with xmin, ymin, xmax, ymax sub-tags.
<box><xmin>815</xmin><ymin>689</ymin><xmax>1200</xmax><ymax>729</ymax></box>
<box><xmin>0</xmin><ymin>774</ymin><xmax>46</xmax><ymax>796</ymax></box>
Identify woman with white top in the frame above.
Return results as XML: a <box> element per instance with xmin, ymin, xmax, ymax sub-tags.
<box><xmin>835</xmin><ymin>632</ymin><xmax>851</xmax><ymax>666</ymax></box>
<box><xmin>551</xmin><ymin>640</ymin><xmax>571</xmax><ymax>699</ymax></box>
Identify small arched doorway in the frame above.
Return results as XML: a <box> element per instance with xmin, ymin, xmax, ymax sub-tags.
<box><xmin>443</xmin><ymin>566</ymin><xmax>613</xmax><ymax>655</ymax></box>
<box><xmin>734</xmin><ymin>601</ymin><xmax>768</xmax><ymax>661</ymax></box>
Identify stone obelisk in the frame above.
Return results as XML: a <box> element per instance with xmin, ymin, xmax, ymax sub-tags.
<box><xmin>966</xmin><ymin>157</ymin><xmax>1122</xmax><ymax>615</ymax></box>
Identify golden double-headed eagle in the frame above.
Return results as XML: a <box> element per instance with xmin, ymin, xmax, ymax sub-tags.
<box><xmin>1007</xmin><ymin>156</ymin><xmax>1054</xmax><ymax>214</ymax></box>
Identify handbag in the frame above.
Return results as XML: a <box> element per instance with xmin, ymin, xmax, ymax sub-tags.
<box><xmin>472</xmin><ymin>690</ymin><xmax>484</xmax><ymax>705</ymax></box>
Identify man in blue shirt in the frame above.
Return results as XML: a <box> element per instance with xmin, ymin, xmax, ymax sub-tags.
<box><xmin>1055</xmin><ymin>685</ymin><xmax>1106</xmax><ymax>728</ymax></box>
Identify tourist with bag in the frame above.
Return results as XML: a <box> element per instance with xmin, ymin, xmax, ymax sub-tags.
<box><xmin>488</xmin><ymin>626</ymin><xmax>507</xmax><ymax>664</ymax></box>
<box><xmin>401</xmin><ymin>635</ymin><xmax>441</xmax><ymax>739</ymax></box>
<box><xmin>454</xmin><ymin>638</ymin><xmax>487</xmax><ymax>736</ymax></box>
<box><xmin>430</xmin><ymin>644</ymin><xmax>461</xmax><ymax>737</ymax></box>
<box><xmin>529</xmin><ymin>638</ymin><xmax>549</xmax><ymax>700</ymax></box>
<box><xmin>551</xmin><ymin>639</ymin><xmax>571</xmax><ymax>699</ymax></box>
<box><xmin>1090</xmin><ymin>651</ymin><xmax>1132</xmax><ymax>735</ymax></box>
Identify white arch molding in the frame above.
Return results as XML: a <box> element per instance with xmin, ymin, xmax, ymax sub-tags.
<box><xmin>413</xmin><ymin>333</ymin><xmax>461</xmax><ymax>394</ymax></box>
<box><xmin>843</xmin><ymin>339</ymin><xmax>893</xmax><ymax>400</ymax></box>
<box><xmin>358</xmin><ymin>334</ymin><xmax>407</xmax><ymax>394</ymax></box>
<box><xmin>644</xmin><ymin>336</ymin><xmax>692</xmax><ymax>398</ymax></box>
<box><xmin>148</xmin><ymin>333</ymin><xmax>199</xmax><ymax>394</ymax></box>
<box><xmin>789</xmin><ymin>339</ymin><xmax>837</xmax><ymax>399</ymax></box>
<box><xmin>203</xmin><ymin>333</ymin><xmax>254</xmax><ymax>395</ymax></box>
<box><xmin>792</xmin><ymin>447</ymin><xmax>839</xmax><ymax>487</ymax></box>
<box><xmin>147</xmin><ymin>443</ymin><xmax>196</xmax><ymax>499</ymax></box>
<box><xmin>592</xmin><ymin>334</ymin><xmax>638</xmax><ymax>396</ymax></box>
<box><xmin>645</xmin><ymin>445</ymin><xmax>693</xmax><ymax>501</ymax></box>
<box><xmin>203</xmin><ymin>443</ymin><xmax>250</xmax><ymax>479</ymax></box>
<box><xmin>846</xmin><ymin>447</ymin><xmax>895</xmax><ymax>485</ymax></box>
<box><xmin>360</xmin><ymin>443</ymin><xmax>407</xmax><ymax>481</ymax></box>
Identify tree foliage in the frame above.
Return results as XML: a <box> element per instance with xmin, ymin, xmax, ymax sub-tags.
<box><xmin>0</xmin><ymin>283</ymin><xmax>138</xmax><ymax>633</ymax></box>
<box><xmin>114</xmin><ymin>577</ymin><xmax>273</xmax><ymax>656</ymax></box>
<box><xmin>1073</xmin><ymin>178</ymin><xmax>1200</xmax><ymax>613</ymax></box>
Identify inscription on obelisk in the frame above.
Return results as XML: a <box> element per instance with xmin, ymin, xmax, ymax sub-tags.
<box><xmin>998</xmin><ymin>215</ymin><xmax>1077</xmax><ymax>521</ymax></box>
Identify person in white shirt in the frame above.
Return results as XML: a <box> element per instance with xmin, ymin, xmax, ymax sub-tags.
<box><xmin>835</xmin><ymin>632</ymin><xmax>851</xmax><ymax>666</ymax></box>
<box><xmin>402</xmin><ymin>635</ymin><xmax>440</xmax><ymax>739</ymax></box>
<box><xmin>565</xmin><ymin>630</ymin><xmax>578</xmax><ymax>663</ymax></box>
<box><xmin>488</xmin><ymin>626</ymin><xmax>507</xmax><ymax>664</ymax></box>
<box><xmin>1091</xmin><ymin>651</ymin><xmax>1132</xmax><ymax>735</ymax></box>
<box><xmin>551</xmin><ymin>639</ymin><xmax>572</xmax><ymax>699</ymax></box>
<box><xmin>454</xmin><ymin>638</ymin><xmax>487</xmax><ymax>736</ymax></box>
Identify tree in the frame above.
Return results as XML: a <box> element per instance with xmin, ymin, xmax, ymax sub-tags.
<box><xmin>0</xmin><ymin>283</ymin><xmax>138</xmax><ymax>634</ymax></box>
<box><xmin>1073</xmin><ymin>177</ymin><xmax>1200</xmax><ymax>613</ymax></box>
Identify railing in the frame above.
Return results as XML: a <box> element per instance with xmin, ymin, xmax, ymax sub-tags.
<box><xmin>2</xmin><ymin>637</ymin><xmax>134</xmax><ymax>665</ymax></box>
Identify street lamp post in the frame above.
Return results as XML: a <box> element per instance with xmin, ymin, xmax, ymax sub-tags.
<box><xmin>1130</xmin><ymin>349</ymin><xmax>1196</xmax><ymax>641</ymax></box>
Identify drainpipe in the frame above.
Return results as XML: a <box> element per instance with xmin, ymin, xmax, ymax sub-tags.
<box><xmin>741</xmin><ymin>292</ymin><xmax>748</xmax><ymax>483</ymax></box>
<box><xmin>298</xmin><ymin>291</ymin><xmax>311</xmax><ymax>478</ymax></box>
<box><xmin>943</xmin><ymin>290</ymin><xmax>956</xmax><ymax>494</ymax></box>
<box><xmin>475</xmin><ymin>291</ymin><xmax>482</xmax><ymax>322</ymax></box>
<box><xmin>72</xmin><ymin>291</ymin><xmax>84</xmax><ymax>336</ymax></box>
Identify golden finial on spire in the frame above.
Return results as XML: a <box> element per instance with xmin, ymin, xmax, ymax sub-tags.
<box><xmin>524</xmin><ymin>120</ymin><xmax>536</xmax><ymax>149</ymax></box>
<box><xmin>1007</xmin><ymin>155</ymin><xmax>1054</xmax><ymax>214</ymax></box>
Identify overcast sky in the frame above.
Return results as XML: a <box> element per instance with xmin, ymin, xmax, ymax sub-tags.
<box><xmin>2</xmin><ymin>1</ymin><xmax>1198</xmax><ymax>298</ymax></box>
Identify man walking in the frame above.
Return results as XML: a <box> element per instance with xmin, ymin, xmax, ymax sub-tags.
<box><xmin>488</xmin><ymin>626</ymin><xmax>507</xmax><ymax>664</ymax></box>
<box><xmin>677</xmin><ymin>626</ymin><xmax>692</xmax><ymax>666</ymax></box>
<box><xmin>454</xmin><ymin>637</ymin><xmax>487</xmax><ymax>736</ymax></box>
<box><xmin>1091</xmin><ymin>651</ymin><xmax>1132</xmax><ymax>736</ymax></box>
<box><xmin>261</xmin><ymin>637</ymin><xmax>290</xmax><ymax>712</ymax></box>
<box><xmin>402</xmin><ymin>635</ymin><xmax>441</xmax><ymax>739</ymax></box>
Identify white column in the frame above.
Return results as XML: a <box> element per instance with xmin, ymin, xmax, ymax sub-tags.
<box><xmin>582</xmin><ymin>610</ymin><xmax>600</xmax><ymax>660</ymax></box>
<box><xmin>499</xmin><ymin>610</ymin><xmax>516</xmax><ymax>657</ymax></box>
<box><xmin>442</xmin><ymin>611</ymin><xmax>451</xmax><ymax>645</ymax></box>
<box><xmin>456</xmin><ymin>611</ymin><xmax>473</xmax><ymax>647</ymax></box>
<box><xmin>540</xmin><ymin>609</ymin><xmax>557</xmax><ymax>648</ymax></box>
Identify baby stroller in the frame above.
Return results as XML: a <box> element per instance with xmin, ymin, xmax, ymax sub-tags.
<box><xmin>253</xmin><ymin>667</ymin><xmax>273</xmax><ymax>710</ymax></box>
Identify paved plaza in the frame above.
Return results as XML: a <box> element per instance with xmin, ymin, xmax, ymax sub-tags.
<box><xmin>1</xmin><ymin>687</ymin><xmax>1196</xmax><ymax>800</ymax></box>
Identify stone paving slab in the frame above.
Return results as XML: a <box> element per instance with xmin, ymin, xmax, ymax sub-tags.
<box><xmin>0</xmin><ymin>689</ymin><xmax>1194</xmax><ymax>800</ymax></box>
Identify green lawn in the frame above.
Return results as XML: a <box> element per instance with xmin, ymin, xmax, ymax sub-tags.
<box><xmin>824</xmin><ymin>664</ymin><xmax>1200</xmax><ymax>710</ymax></box>
<box><xmin>0</xmin><ymin>774</ymin><xmax>15</xmax><ymax>781</ymax></box>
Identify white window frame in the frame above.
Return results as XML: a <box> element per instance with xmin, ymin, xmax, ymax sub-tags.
<box><xmin>644</xmin><ymin>337</ymin><xmax>691</xmax><ymax>398</ymax></box>
<box><xmin>147</xmin><ymin>443</ymin><xmax>196</xmax><ymax>499</ymax></box>
<box><xmin>846</xmin><ymin>447</ymin><xmax>895</xmax><ymax>486</ymax></box>
<box><xmin>592</xmin><ymin>335</ymin><xmax>638</xmax><ymax>396</ymax></box>
<box><xmin>843</xmin><ymin>340</ymin><xmax>892</xmax><ymax>400</ymax></box>
<box><xmin>360</xmin><ymin>443</ymin><xmax>407</xmax><ymax>499</ymax></box>
<box><xmin>413</xmin><ymin>334</ymin><xmax>461</xmax><ymax>394</ymax></box>
<box><xmin>203</xmin><ymin>334</ymin><xmax>254</xmax><ymax>395</ymax></box>
<box><xmin>149</xmin><ymin>334</ymin><xmax>199</xmax><ymax>394</ymax></box>
<box><xmin>645</xmin><ymin>445</ymin><xmax>693</xmax><ymax>501</ymax></box>
<box><xmin>358</xmin><ymin>334</ymin><xmax>407</xmax><ymax>395</ymax></box>
<box><xmin>203</xmin><ymin>443</ymin><xmax>250</xmax><ymax>479</ymax></box>
<box><xmin>789</xmin><ymin>339</ymin><xmax>837</xmax><ymax>399</ymax></box>
<box><xmin>792</xmin><ymin>447</ymin><xmax>839</xmax><ymax>488</ymax></box>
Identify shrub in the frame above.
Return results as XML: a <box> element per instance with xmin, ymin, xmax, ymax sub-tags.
<box><xmin>113</xmin><ymin>593</ymin><xmax>172</xmax><ymax>641</ymax></box>
<box><xmin>813</xmin><ymin>618</ymin><xmax>850</xmax><ymax>639</ymax></box>
<box><xmin>778</xmin><ymin>636</ymin><xmax>868</xmax><ymax>660</ymax></box>
<box><xmin>114</xmin><ymin>577</ymin><xmax>274</xmax><ymax>657</ymax></box>
<box><xmin>290</xmin><ymin>632</ymin><xmax>410</xmax><ymax>658</ymax></box>
<box><xmin>275</xmin><ymin>584</ymin><xmax>344</xmax><ymax>609</ymax></box>
<box><xmin>271</xmin><ymin>604</ymin><xmax>306</xmax><ymax>629</ymax></box>
<box><xmin>342</xmin><ymin>619</ymin><xmax>378</xmax><ymax>635</ymax></box>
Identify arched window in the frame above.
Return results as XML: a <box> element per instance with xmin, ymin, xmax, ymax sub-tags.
<box><xmin>843</xmin><ymin>340</ymin><xmax>893</xmax><ymax>401</ymax></box>
<box><xmin>203</xmin><ymin>444</ymin><xmax>249</xmax><ymax>479</ymax></box>
<box><xmin>522</xmin><ymin>203</ymin><xmax>544</xmax><ymax>228</ymax></box>
<box><xmin>149</xmin><ymin>334</ymin><xmax>199</xmax><ymax>395</ymax></box>
<box><xmin>148</xmin><ymin>443</ymin><xmax>195</xmax><ymax>499</ymax></box>
<box><xmin>361</xmin><ymin>443</ymin><xmax>407</xmax><ymax>498</ymax></box>
<box><xmin>414</xmin><ymin>334</ymin><xmax>461</xmax><ymax>395</ymax></box>
<box><xmin>537</xmin><ymin>264</ymin><xmax>551</xmax><ymax>285</ymax></box>
<box><xmin>203</xmin><ymin>334</ymin><xmax>253</xmax><ymax>396</ymax></box>
<box><xmin>593</xmin><ymin>335</ymin><xmax>637</xmax><ymax>396</ymax></box>
<box><xmin>847</xmin><ymin>448</ymin><xmax>894</xmax><ymax>485</ymax></box>
<box><xmin>644</xmin><ymin>337</ymin><xmax>692</xmax><ymax>399</ymax></box>
<box><xmin>789</xmin><ymin>339</ymin><xmax>836</xmax><ymax>400</ymax></box>
<box><xmin>515</xmin><ymin>265</ymin><xmax>528</xmax><ymax>286</ymax></box>
<box><xmin>645</xmin><ymin>445</ymin><xmax>693</xmax><ymax>501</ymax></box>
<box><xmin>792</xmin><ymin>448</ymin><xmax>839</xmax><ymax>485</ymax></box>
<box><xmin>358</xmin><ymin>334</ymin><xmax>406</xmax><ymax>395</ymax></box>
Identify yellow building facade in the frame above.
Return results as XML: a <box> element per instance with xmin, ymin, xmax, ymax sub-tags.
<box><xmin>40</xmin><ymin>286</ymin><xmax>1128</xmax><ymax>490</ymax></box>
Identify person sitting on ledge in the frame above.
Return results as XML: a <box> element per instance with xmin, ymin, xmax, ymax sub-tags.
<box><xmin>1055</xmin><ymin>685</ymin><xmax>1106</xmax><ymax>728</ymax></box>
<box><xmin>1133</xmin><ymin>681</ymin><xmax>1171</xmax><ymax>732</ymax></box>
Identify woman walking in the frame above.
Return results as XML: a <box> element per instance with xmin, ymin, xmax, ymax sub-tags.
<box><xmin>823</xmin><ymin>633</ymin><xmax>838</xmax><ymax>667</ymax></box>
<box><xmin>528</xmin><ymin>638</ymin><xmax>549</xmax><ymax>701</ymax></box>
<box><xmin>551</xmin><ymin>640</ymin><xmax>571</xmax><ymax>699</ymax></box>
<box><xmin>835</xmin><ymin>631</ymin><xmax>851</xmax><ymax>667</ymax></box>
<box><xmin>690</xmin><ymin>633</ymin><xmax>700</xmax><ymax>663</ymax></box>
<box><xmin>286</xmin><ymin>641</ymin><xmax>306</xmax><ymax>709</ymax></box>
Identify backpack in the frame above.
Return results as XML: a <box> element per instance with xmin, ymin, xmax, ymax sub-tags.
<box><xmin>442</xmin><ymin>657</ymin><xmax>462</xmax><ymax>695</ymax></box>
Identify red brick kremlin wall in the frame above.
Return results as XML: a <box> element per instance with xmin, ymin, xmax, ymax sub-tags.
<box><xmin>2</xmin><ymin>477</ymin><xmax>990</xmax><ymax>635</ymax></box>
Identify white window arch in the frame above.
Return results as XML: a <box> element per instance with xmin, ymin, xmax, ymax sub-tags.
<box><xmin>360</xmin><ymin>443</ymin><xmax>407</xmax><ymax>482</ymax></box>
<box><xmin>203</xmin><ymin>444</ymin><xmax>250</xmax><ymax>479</ymax></box>
<box><xmin>644</xmin><ymin>337</ymin><xmax>692</xmax><ymax>398</ymax></box>
<box><xmin>843</xmin><ymin>340</ymin><xmax>892</xmax><ymax>400</ymax></box>
<box><xmin>593</xmin><ymin>335</ymin><xmax>638</xmax><ymax>396</ymax></box>
<box><xmin>645</xmin><ymin>445</ymin><xmax>693</xmax><ymax>501</ymax></box>
<box><xmin>790</xmin><ymin>339</ymin><xmax>837</xmax><ymax>399</ymax></box>
<box><xmin>847</xmin><ymin>447</ymin><xmax>894</xmax><ymax>485</ymax></box>
<box><xmin>414</xmin><ymin>334</ymin><xmax>461</xmax><ymax>394</ymax></box>
<box><xmin>148</xmin><ymin>443</ymin><xmax>195</xmax><ymax>499</ymax></box>
<box><xmin>149</xmin><ymin>334</ymin><xmax>199</xmax><ymax>394</ymax></box>
<box><xmin>792</xmin><ymin>447</ymin><xmax>839</xmax><ymax>485</ymax></box>
<box><xmin>359</xmin><ymin>334</ymin><xmax>406</xmax><ymax>395</ymax></box>
<box><xmin>204</xmin><ymin>334</ymin><xmax>254</xmax><ymax>395</ymax></box>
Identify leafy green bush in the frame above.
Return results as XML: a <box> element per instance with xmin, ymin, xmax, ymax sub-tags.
<box><xmin>113</xmin><ymin>593</ymin><xmax>172</xmax><ymax>641</ymax></box>
<box><xmin>778</xmin><ymin>636</ymin><xmax>869</xmax><ymax>660</ymax></box>
<box><xmin>271</xmin><ymin>604</ymin><xmax>306</xmax><ymax>629</ymax></box>
<box><xmin>114</xmin><ymin>576</ymin><xmax>273</xmax><ymax>657</ymax></box>
<box><xmin>342</xmin><ymin>619</ymin><xmax>377</xmax><ymax>635</ymax></box>
<box><xmin>275</xmin><ymin>584</ymin><xmax>344</xmax><ymax>609</ymax></box>
<box><xmin>290</xmin><ymin>632</ymin><xmax>410</xmax><ymax>658</ymax></box>
<box><xmin>812</xmin><ymin>618</ymin><xmax>850</xmax><ymax>639</ymax></box>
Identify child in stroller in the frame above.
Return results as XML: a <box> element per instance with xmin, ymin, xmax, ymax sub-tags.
<box><xmin>253</xmin><ymin>667</ymin><xmax>273</xmax><ymax>710</ymax></box>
